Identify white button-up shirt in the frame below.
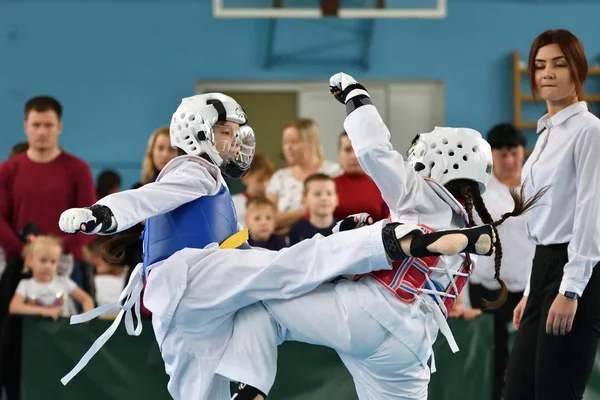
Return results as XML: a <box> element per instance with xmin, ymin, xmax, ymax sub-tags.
<box><xmin>522</xmin><ymin>101</ymin><xmax>600</xmax><ymax>296</ymax></box>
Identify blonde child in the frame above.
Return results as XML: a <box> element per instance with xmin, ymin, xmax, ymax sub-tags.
<box><xmin>9</xmin><ymin>236</ymin><xmax>94</xmax><ymax>320</ymax></box>
<box><xmin>246</xmin><ymin>197</ymin><xmax>287</xmax><ymax>251</ymax></box>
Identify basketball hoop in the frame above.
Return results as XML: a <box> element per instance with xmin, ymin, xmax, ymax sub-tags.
<box><xmin>212</xmin><ymin>0</ymin><xmax>447</xmax><ymax>19</ymax></box>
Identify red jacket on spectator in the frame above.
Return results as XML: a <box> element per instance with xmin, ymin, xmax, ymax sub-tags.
<box><xmin>333</xmin><ymin>173</ymin><xmax>389</xmax><ymax>222</ymax></box>
<box><xmin>0</xmin><ymin>152</ymin><xmax>97</xmax><ymax>261</ymax></box>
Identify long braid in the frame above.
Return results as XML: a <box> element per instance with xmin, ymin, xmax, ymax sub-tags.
<box><xmin>461</xmin><ymin>184</ymin><xmax>476</xmax><ymax>227</ymax></box>
<box><xmin>445</xmin><ymin>179</ymin><xmax>549</xmax><ymax>310</ymax></box>
<box><xmin>446</xmin><ymin>181</ymin><xmax>505</xmax><ymax>307</ymax></box>
<box><xmin>474</xmin><ymin>182</ymin><xmax>550</xmax><ymax>310</ymax></box>
<box><xmin>472</xmin><ymin>189</ymin><xmax>507</xmax><ymax>310</ymax></box>
<box><xmin>446</xmin><ymin>178</ymin><xmax>549</xmax><ymax>310</ymax></box>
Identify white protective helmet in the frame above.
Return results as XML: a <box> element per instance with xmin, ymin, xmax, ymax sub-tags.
<box><xmin>170</xmin><ymin>93</ymin><xmax>256</xmax><ymax>178</ymax></box>
<box><xmin>407</xmin><ymin>127</ymin><xmax>493</xmax><ymax>194</ymax></box>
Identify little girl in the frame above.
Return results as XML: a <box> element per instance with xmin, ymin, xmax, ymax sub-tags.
<box><xmin>9</xmin><ymin>236</ymin><xmax>94</xmax><ymax>320</ymax></box>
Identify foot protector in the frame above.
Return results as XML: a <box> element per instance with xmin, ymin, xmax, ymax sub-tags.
<box><xmin>409</xmin><ymin>225</ymin><xmax>495</xmax><ymax>258</ymax></box>
<box><xmin>381</xmin><ymin>222</ymin><xmax>424</xmax><ymax>261</ymax></box>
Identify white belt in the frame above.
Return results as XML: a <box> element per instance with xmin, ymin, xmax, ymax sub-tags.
<box><xmin>60</xmin><ymin>262</ymin><xmax>145</xmax><ymax>385</ymax></box>
<box><xmin>411</xmin><ymin>295</ymin><xmax>459</xmax><ymax>373</ymax></box>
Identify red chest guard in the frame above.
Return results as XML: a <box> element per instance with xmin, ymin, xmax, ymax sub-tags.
<box><xmin>362</xmin><ymin>224</ymin><xmax>473</xmax><ymax>316</ymax></box>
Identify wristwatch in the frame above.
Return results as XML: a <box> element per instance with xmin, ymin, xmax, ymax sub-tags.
<box><xmin>559</xmin><ymin>290</ymin><xmax>580</xmax><ymax>301</ymax></box>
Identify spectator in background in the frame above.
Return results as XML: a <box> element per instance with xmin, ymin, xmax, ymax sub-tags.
<box><xmin>132</xmin><ymin>125</ymin><xmax>178</xmax><ymax>189</ymax></box>
<box><xmin>267</xmin><ymin>119</ymin><xmax>341</xmax><ymax>234</ymax></box>
<box><xmin>83</xmin><ymin>236</ymin><xmax>128</xmax><ymax>318</ymax></box>
<box><xmin>9</xmin><ymin>236</ymin><xmax>94</xmax><ymax>320</ymax></box>
<box><xmin>288</xmin><ymin>173</ymin><xmax>338</xmax><ymax>246</ymax></box>
<box><xmin>232</xmin><ymin>152</ymin><xmax>275</xmax><ymax>227</ymax></box>
<box><xmin>96</xmin><ymin>169</ymin><xmax>121</xmax><ymax>200</ymax></box>
<box><xmin>0</xmin><ymin>143</ymin><xmax>30</xmax><ymax>283</ymax></box>
<box><xmin>0</xmin><ymin>95</ymin><xmax>97</xmax><ymax>296</ymax></box>
<box><xmin>8</xmin><ymin>142</ymin><xmax>28</xmax><ymax>158</ymax></box>
<box><xmin>334</xmin><ymin>131</ymin><xmax>389</xmax><ymax>222</ymax></box>
<box><xmin>466</xmin><ymin>123</ymin><xmax>534</xmax><ymax>400</ymax></box>
<box><xmin>246</xmin><ymin>197</ymin><xmax>287</xmax><ymax>251</ymax></box>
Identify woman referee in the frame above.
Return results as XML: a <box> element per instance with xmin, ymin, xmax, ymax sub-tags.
<box><xmin>504</xmin><ymin>29</ymin><xmax>600</xmax><ymax>400</ymax></box>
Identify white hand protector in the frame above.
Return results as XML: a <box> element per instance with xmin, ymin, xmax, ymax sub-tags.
<box><xmin>332</xmin><ymin>213</ymin><xmax>374</xmax><ymax>234</ymax></box>
<box><xmin>329</xmin><ymin>72</ymin><xmax>370</xmax><ymax>105</ymax></box>
<box><xmin>59</xmin><ymin>208</ymin><xmax>100</xmax><ymax>234</ymax></box>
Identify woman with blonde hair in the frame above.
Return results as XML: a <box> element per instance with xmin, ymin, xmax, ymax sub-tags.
<box><xmin>267</xmin><ymin>118</ymin><xmax>342</xmax><ymax>232</ymax></box>
<box><xmin>132</xmin><ymin>126</ymin><xmax>178</xmax><ymax>188</ymax></box>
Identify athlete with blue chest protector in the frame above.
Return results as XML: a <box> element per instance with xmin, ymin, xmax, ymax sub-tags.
<box><xmin>57</xmin><ymin>92</ymin><xmax>503</xmax><ymax>400</ymax></box>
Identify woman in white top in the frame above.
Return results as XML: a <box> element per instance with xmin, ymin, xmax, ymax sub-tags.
<box><xmin>468</xmin><ymin>123</ymin><xmax>535</xmax><ymax>400</ymax></box>
<box><xmin>504</xmin><ymin>29</ymin><xmax>600</xmax><ymax>400</ymax></box>
<box><xmin>266</xmin><ymin>118</ymin><xmax>341</xmax><ymax>232</ymax></box>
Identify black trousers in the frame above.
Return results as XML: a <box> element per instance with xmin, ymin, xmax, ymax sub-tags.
<box><xmin>0</xmin><ymin>257</ymin><xmax>25</xmax><ymax>400</ymax></box>
<box><xmin>469</xmin><ymin>283</ymin><xmax>523</xmax><ymax>400</ymax></box>
<box><xmin>504</xmin><ymin>243</ymin><xmax>600</xmax><ymax>400</ymax></box>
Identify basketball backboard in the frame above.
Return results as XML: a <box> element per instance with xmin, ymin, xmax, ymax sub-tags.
<box><xmin>213</xmin><ymin>0</ymin><xmax>447</xmax><ymax>19</ymax></box>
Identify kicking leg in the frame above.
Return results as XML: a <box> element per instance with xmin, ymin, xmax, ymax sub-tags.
<box><xmin>215</xmin><ymin>224</ymin><xmax>495</xmax><ymax>398</ymax></box>
<box><xmin>339</xmin><ymin>333</ymin><xmax>430</xmax><ymax>400</ymax></box>
<box><xmin>388</xmin><ymin>222</ymin><xmax>496</xmax><ymax>258</ymax></box>
<box><xmin>174</xmin><ymin>220</ymin><xmax>493</xmax><ymax>318</ymax></box>
<box><xmin>217</xmin><ymin>283</ymin><xmax>386</xmax><ymax>396</ymax></box>
<box><xmin>216</xmin><ymin>303</ymin><xmax>282</xmax><ymax>398</ymax></box>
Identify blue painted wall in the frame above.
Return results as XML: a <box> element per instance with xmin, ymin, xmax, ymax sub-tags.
<box><xmin>1</xmin><ymin>0</ymin><xmax>599</xmax><ymax>188</ymax></box>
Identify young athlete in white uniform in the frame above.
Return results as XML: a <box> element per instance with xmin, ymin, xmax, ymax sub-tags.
<box><xmin>216</xmin><ymin>73</ymin><xmax>547</xmax><ymax>400</ymax></box>
<box><xmin>57</xmin><ymin>92</ymin><xmax>497</xmax><ymax>400</ymax></box>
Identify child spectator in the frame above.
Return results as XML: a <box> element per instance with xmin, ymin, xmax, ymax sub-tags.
<box><xmin>9</xmin><ymin>236</ymin><xmax>94</xmax><ymax>320</ymax></box>
<box><xmin>232</xmin><ymin>152</ymin><xmax>275</xmax><ymax>227</ymax></box>
<box><xmin>246</xmin><ymin>197</ymin><xmax>287</xmax><ymax>251</ymax></box>
<box><xmin>288</xmin><ymin>173</ymin><xmax>338</xmax><ymax>245</ymax></box>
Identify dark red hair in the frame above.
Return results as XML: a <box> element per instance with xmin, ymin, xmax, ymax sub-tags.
<box><xmin>528</xmin><ymin>29</ymin><xmax>588</xmax><ymax>103</ymax></box>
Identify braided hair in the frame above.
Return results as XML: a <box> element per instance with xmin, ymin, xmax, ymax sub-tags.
<box><xmin>446</xmin><ymin>179</ymin><xmax>548</xmax><ymax>309</ymax></box>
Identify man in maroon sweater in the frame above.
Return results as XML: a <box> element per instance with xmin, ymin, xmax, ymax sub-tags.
<box><xmin>0</xmin><ymin>96</ymin><xmax>96</xmax><ymax>276</ymax></box>
<box><xmin>0</xmin><ymin>96</ymin><xmax>97</xmax><ymax>399</ymax></box>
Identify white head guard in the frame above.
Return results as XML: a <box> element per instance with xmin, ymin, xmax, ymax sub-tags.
<box><xmin>407</xmin><ymin>127</ymin><xmax>493</xmax><ymax>194</ymax></box>
<box><xmin>170</xmin><ymin>93</ymin><xmax>256</xmax><ymax>178</ymax></box>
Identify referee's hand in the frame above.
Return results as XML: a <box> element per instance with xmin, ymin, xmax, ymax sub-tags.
<box><xmin>546</xmin><ymin>294</ymin><xmax>578</xmax><ymax>336</ymax></box>
<box><xmin>513</xmin><ymin>296</ymin><xmax>527</xmax><ymax>330</ymax></box>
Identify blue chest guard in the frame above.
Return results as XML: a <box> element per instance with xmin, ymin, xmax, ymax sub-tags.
<box><xmin>142</xmin><ymin>184</ymin><xmax>248</xmax><ymax>277</ymax></box>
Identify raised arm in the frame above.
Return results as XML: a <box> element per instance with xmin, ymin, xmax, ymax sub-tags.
<box><xmin>330</xmin><ymin>73</ymin><xmax>422</xmax><ymax>213</ymax></box>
